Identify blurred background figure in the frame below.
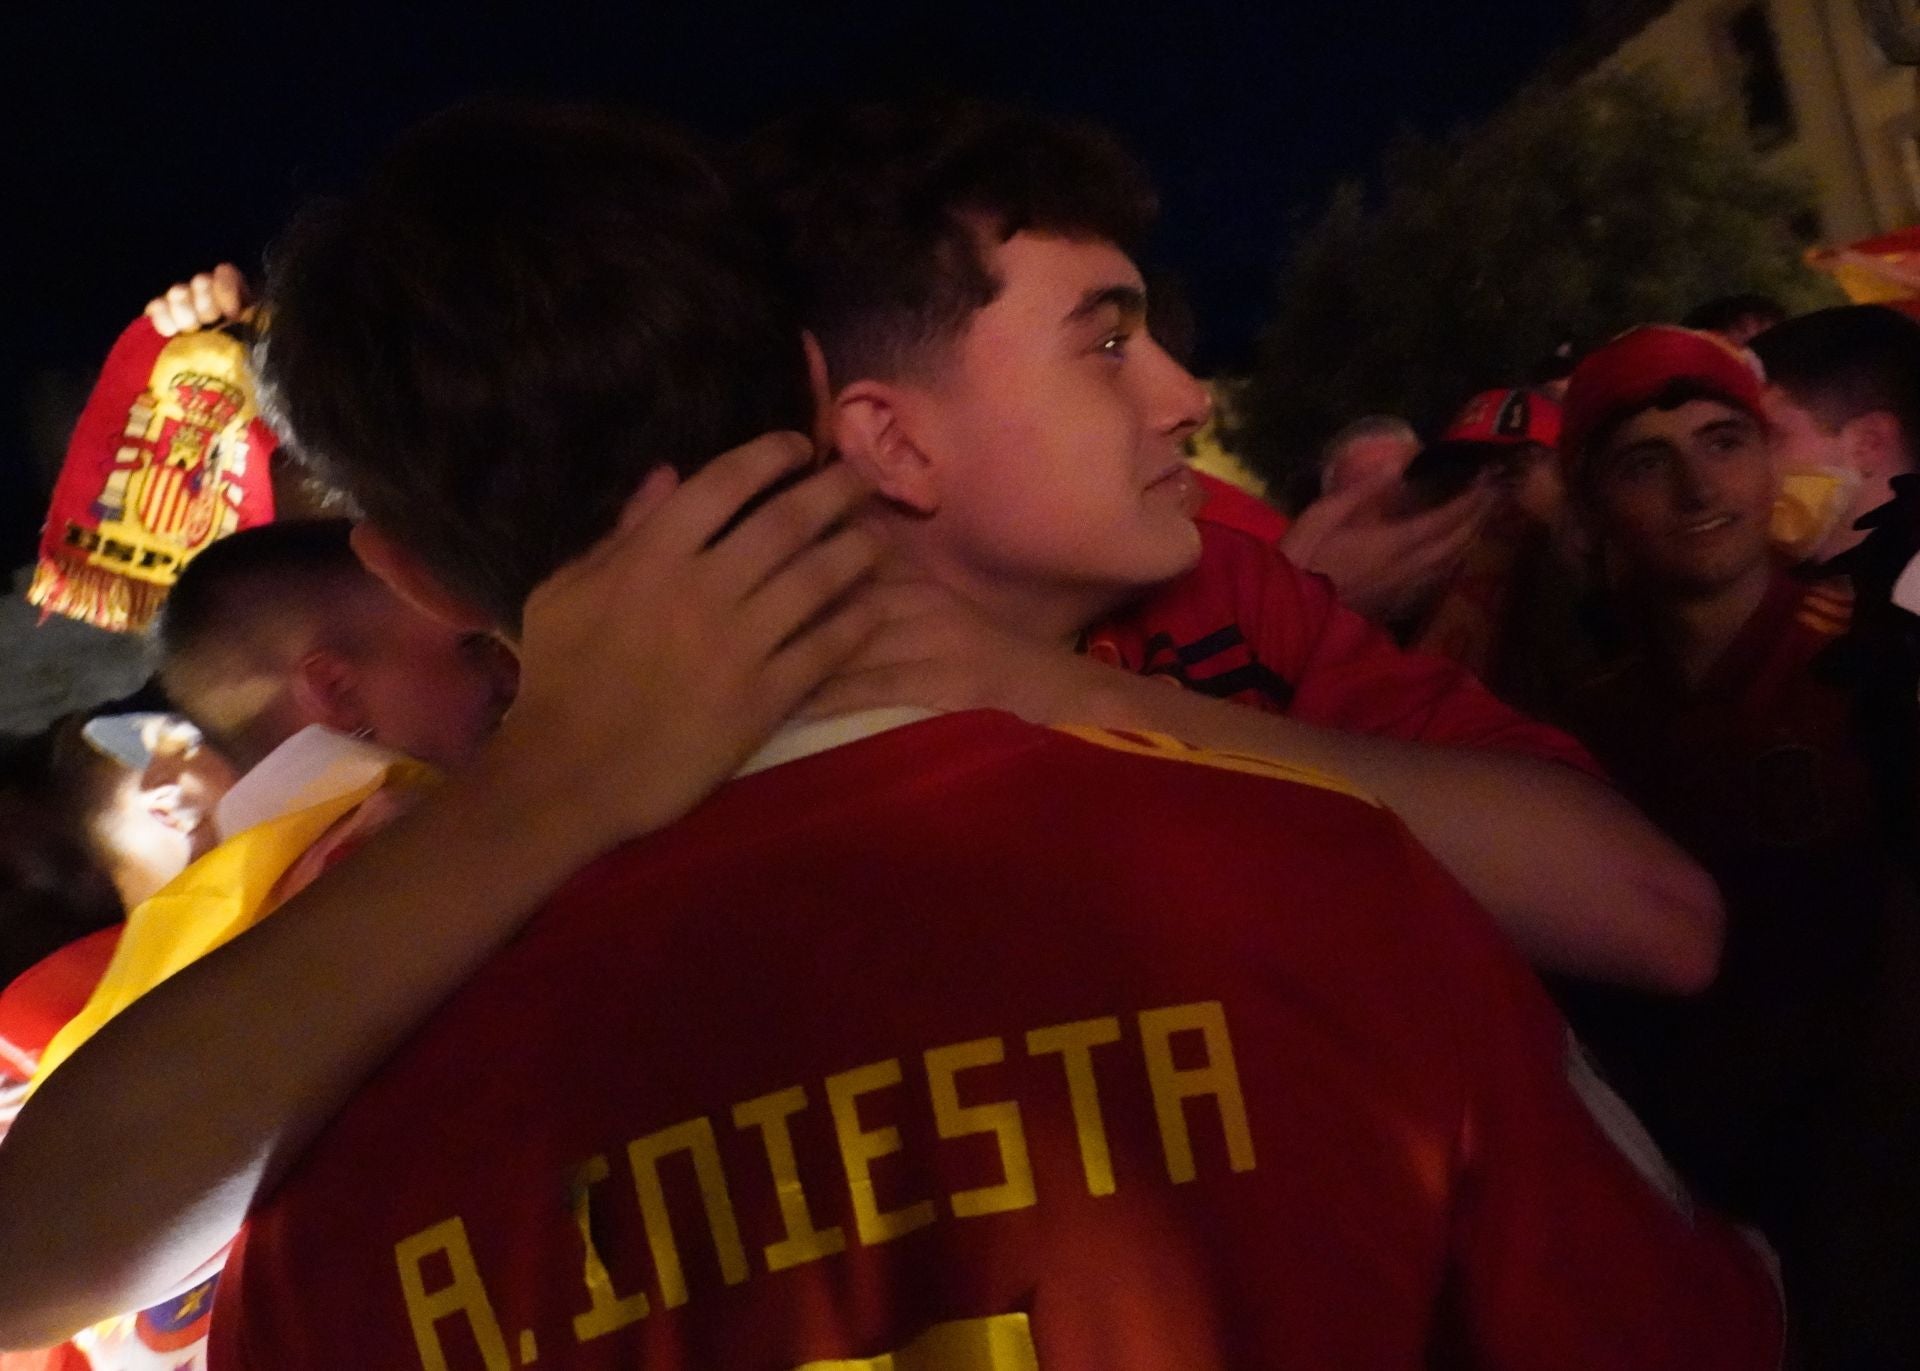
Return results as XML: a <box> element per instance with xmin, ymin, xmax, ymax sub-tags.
<box><xmin>1546</xmin><ymin>325</ymin><xmax>1911</xmax><ymax>1338</ymax></box>
<box><xmin>1277</xmin><ymin>413</ymin><xmax>1495</xmax><ymax>628</ymax></box>
<box><xmin>78</xmin><ymin>713</ymin><xmax>235</xmax><ymax>905</ymax></box>
<box><xmin>0</xmin><ymin>707</ymin><xmax>216</xmax><ymax>1148</ymax></box>
<box><xmin>1751</xmin><ymin>304</ymin><xmax>1920</xmax><ymax>569</ymax></box>
<box><xmin>1316</xmin><ymin>414</ymin><xmax>1420</xmax><ymax>496</ymax></box>
<box><xmin>1682</xmin><ymin>292</ymin><xmax>1788</xmax><ymax>350</ymax></box>
<box><xmin>1407</xmin><ymin>388</ymin><xmax>1579</xmax><ymax>690</ymax></box>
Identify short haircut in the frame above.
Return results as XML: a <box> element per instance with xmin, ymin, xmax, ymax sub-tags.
<box><xmin>157</xmin><ymin>519</ymin><xmax>377</xmax><ymax>768</ymax></box>
<box><xmin>1682</xmin><ymin>293</ymin><xmax>1787</xmax><ymax>337</ymax></box>
<box><xmin>740</xmin><ymin>96</ymin><xmax>1159</xmax><ymax>384</ymax></box>
<box><xmin>258</xmin><ymin>100</ymin><xmax>813</xmax><ymax>632</ymax></box>
<box><xmin>1751</xmin><ymin>305</ymin><xmax>1920</xmax><ymax>450</ymax></box>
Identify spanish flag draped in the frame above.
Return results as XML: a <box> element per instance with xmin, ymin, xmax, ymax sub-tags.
<box><xmin>1808</xmin><ymin>227</ymin><xmax>1920</xmax><ymax>322</ymax></box>
<box><xmin>30</xmin><ymin>758</ymin><xmax>430</xmax><ymax>1088</ymax></box>
<box><xmin>28</xmin><ymin>318</ymin><xmax>276</xmax><ymax>633</ymax></box>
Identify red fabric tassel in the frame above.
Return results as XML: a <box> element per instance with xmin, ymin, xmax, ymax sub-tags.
<box><xmin>28</xmin><ymin>319</ymin><xmax>276</xmax><ymax>633</ymax></box>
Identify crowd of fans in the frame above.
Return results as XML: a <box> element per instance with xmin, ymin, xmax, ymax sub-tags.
<box><xmin>0</xmin><ymin>94</ymin><xmax>1915</xmax><ymax>1370</ymax></box>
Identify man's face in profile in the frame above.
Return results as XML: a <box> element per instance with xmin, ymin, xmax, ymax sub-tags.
<box><xmin>898</xmin><ymin>231</ymin><xmax>1212</xmax><ymax>622</ymax></box>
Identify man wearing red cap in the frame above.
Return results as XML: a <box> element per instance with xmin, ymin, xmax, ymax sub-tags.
<box><xmin>1408</xmin><ymin>388</ymin><xmax>1572</xmax><ymax>685</ymax></box>
<box><xmin>1553</xmin><ymin>325</ymin><xmax>1901</xmax><ymax>1335</ymax></box>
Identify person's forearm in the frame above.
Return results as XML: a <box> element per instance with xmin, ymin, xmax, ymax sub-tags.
<box><xmin>1079</xmin><ymin>670</ymin><xmax>1724</xmax><ymax>994</ymax></box>
<box><xmin>0</xmin><ymin>740</ymin><xmax>613</xmax><ymax>1348</ymax></box>
<box><xmin>0</xmin><ymin>435</ymin><xmax>881</xmax><ymax>1349</ymax></box>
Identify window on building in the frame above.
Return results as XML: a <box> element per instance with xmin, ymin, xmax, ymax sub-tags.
<box><xmin>1725</xmin><ymin>3</ymin><xmax>1797</xmax><ymax>151</ymax></box>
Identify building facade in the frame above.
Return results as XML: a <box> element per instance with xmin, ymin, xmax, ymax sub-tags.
<box><xmin>1573</xmin><ymin>0</ymin><xmax>1919</xmax><ymax>243</ymax></box>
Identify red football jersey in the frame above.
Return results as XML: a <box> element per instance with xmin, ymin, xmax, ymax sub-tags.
<box><xmin>1191</xmin><ymin>470</ymin><xmax>1290</xmax><ymax>543</ymax></box>
<box><xmin>1554</xmin><ymin>570</ymin><xmax>1893</xmax><ymax>1237</ymax></box>
<box><xmin>1087</xmin><ymin>514</ymin><xmax>1599</xmax><ymax>773</ymax></box>
<box><xmin>1559</xmin><ymin>569</ymin><xmax>1871</xmax><ymax>864</ymax></box>
<box><xmin>213</xmin><ymin>712</ymin><xmax>1775</xmax><ymax>1371</ymax></box>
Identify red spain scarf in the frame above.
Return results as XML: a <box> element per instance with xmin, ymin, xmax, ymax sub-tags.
<box><xmin>28</xmin><ymin>319</ymin><xmax>277</xmax><ymax>632</ymax></box>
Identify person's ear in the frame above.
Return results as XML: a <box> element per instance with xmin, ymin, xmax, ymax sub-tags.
<box><xmin>830</xmin><ymin>378</ymin><xmax>941</xmax><ymax>514</ymax></box>
<box><xmin>1841</xmin><ymin>410</ymin><xmax>1909</xmax><ymax>481</ymax></box>
<box><xmin>289</xmin><ymin>648</ymin><xmax>366</xmax><ymax>736</ymax></box>
<box><xmin>349</xmin><ymin>523</ymin><xmax>493</xmax><ymax>632</ymax></box>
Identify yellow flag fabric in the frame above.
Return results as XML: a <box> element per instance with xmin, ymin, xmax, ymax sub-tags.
<box><xmin>31</xmin><ymin>763</ymin><xmax>423</xmax><ymax>1086</ymax></box>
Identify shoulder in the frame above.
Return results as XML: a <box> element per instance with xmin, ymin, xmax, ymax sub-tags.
<box><xmin>1048</xmin><ymin>723</ymin><xmax>1378</xmax><ymax>808</ymax></box>
<box><xmin>1026</xmin><ymin>723</ymin><xmax>1455</xmax><ymax>904</ymax></box>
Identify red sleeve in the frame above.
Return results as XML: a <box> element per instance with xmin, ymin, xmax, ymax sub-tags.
<box><xmin>1194</xmin><ymin>470</ymin><xmax>1290</xmax><ymax>542</ymax></box>
<box><xmin>1415</xmin><ymin>843</ymin><xmax>1783</xmax><ymax>1370</ymax></box>
<box><xmin>1248</xmin><ymin>536</ymin><xmax>1601</xmax><ymax>774</ymax></box>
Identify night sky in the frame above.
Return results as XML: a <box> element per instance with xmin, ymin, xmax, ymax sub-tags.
<box><xmin>7</xmin><ymin>1</ymin><xmax>1584</xmax><ymax>563</ymax></box>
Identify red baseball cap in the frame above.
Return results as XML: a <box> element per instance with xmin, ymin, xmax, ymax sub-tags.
<box><xmin>1561</xmin><ymin>325</ymin><xmax>1766</xmax><ymax>472</ymax></box>
<box><xmin>1442</xmin><ymin>389</ymin><xmax>1563</xmax><ymax>449</ymax></box>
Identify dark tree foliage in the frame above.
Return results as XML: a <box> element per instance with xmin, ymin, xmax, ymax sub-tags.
<box><xmin>1238</xmin><ymin>72</ymin><xmax>1838</xmax><ymax>507</ymax></box>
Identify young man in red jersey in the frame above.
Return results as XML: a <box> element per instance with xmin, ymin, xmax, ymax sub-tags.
<box><xmin>1552</xmin><ymin>324</ymin><xmax>1906</xmax><ymax>1350</ymax></box>
<box><xmin>745</xmin><ymin>99</ymin><xmax>1719</xmax><ymax>994</ymax></box>
<box><xmin>0</xmin><ymin>104</ymin><xmax>1780</xmax><ymax>1371</ymax></box>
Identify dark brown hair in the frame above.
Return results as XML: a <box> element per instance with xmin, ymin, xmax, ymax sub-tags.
<box><xmin>258</xmin><ymin>100</ymin><xmax>813</xmax><ymax>633</ymax></box>
<box><xmin>740</xmin><ymin>96</ymin><xmax>1159</xmax><ymax>385</ymax></box>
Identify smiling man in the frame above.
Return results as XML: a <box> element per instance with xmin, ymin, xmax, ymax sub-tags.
<box><xmin>1554</xmin><ymin>325</ymin><xmax>1900</xmax><ymax>1314</ymax></box>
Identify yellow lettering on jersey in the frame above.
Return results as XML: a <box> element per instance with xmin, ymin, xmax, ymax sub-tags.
<box><xmin>1139</xmin><ymin>1001</ymin><xmax>1256</xmax><ymax>1183</ymax></box>
<box><xmin>825</xmin><ymin>1058</ymin><xmax>937</xmax><ymax>1246</ymax></box>
<box><xmin>1025</xmin><ymin>1016</ymin><xmax>1122</xmax><ymax>1196</ymax></box>
<box><xmin>626</xmin><ymin>1117</ymin><xmax>750</xmax><ymax>1309</ymax></box>
<box><xmin>791</xmin><ymin>1312</ymin><xmax>1040</xmax><ymax>1370</ymax></box>
<box><xmin>568</xmin><ymin>1153</ymin><xmax>650</xmax><ymax>1343</ymax></box>
<box><xmin>1052</xmin><ymin>725</ymin><xmax>1378</xmax><ymax>805</ymax></box>
<box><xmin>393</xmin><ymin>1216</ymin><xmax>513</xmax><ymax>1371</ymax></box>
<box><xmin>734</xmin><ymin>1085</ymin><xmax>847</xmax><ymax>1272</ymax></box>
<box><xmin>924</xmin><ymin>1037</ymin><xmax>1037</xmax><ymax>1220</ymax></box>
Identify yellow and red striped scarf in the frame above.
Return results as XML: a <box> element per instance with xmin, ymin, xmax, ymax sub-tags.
<box><xmin>29</xmin><ymin>318</ymin><xmax>277</xmax><ymax>632</ymax></box>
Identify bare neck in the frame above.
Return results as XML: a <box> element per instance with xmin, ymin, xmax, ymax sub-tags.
<box><xmin>878</xmin><ymin>522</ymin><xmax>1135</xmax><ymax>650</ymax></box>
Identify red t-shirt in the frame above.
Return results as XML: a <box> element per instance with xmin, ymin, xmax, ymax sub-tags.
<box><xmin>213</xmin><ymin>712</ymin><xmax>1774</xmax><ymax>1371</ymax></box>
<box><xmin>1087</xmin><ymin>507</ymin><xmax>1598</xmax><ymax>772</ymax></box>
